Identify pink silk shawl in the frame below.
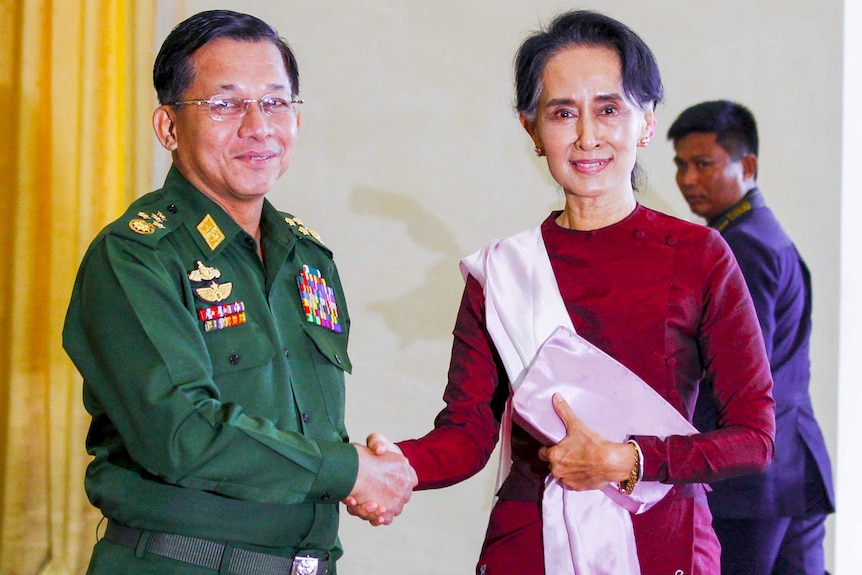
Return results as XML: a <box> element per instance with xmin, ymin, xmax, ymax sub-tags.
<box><xmin>460</xmin><ymin>225</ymin><xmax>696</xmax><ymax>575</ymax></box>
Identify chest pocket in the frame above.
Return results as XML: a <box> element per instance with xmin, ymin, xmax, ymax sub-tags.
<box><xmin>205</xmin><ymin>322</ymin><xmax>276</xmax><ymax>377</ymax></box>
<box><xmin>300</xmin><ymin>322</ymin><xmax>352</xmax><ymax>373</ymax></box>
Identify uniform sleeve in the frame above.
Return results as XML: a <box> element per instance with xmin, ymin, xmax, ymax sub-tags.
<box><xmin>397</xmin><ymin>275</ymin><xmax>506</xmax><ymax>490</ymax></box>
<box><xmin>634</xmin><ymin>233</ymin><xmax>776</xmax><ymax>484</ymax></box>
<box><xmin>63</xmin><ymin>235</ymin><xmax>358</xmax><ymax>506</ymax></box>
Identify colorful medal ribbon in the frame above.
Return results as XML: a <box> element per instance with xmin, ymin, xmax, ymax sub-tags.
<box><xmin>198</xmin><ymin>301</ymin><xmax>246</xmax><ymax>332</ymax></box>
<box><xmin>297</xmin><ymin>265</ymin><xmax>342</xmax><ymax>332</ymax></box>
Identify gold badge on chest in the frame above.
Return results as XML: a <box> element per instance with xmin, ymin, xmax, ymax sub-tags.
<box><xmin>187</xmin><ymin>260</ymin><xmax>233</xmax><ymax>303</ymax></box>
<box><xmin>195</xmin><ymin>281</ymin><xmax>233</xmax><ymax>303</ymax></box>
<box><xmin>188</xmin><ymin>261</ymin><xmax>221</xmax><ymax>282</ymax></box>
<box><xmin>187</xmin><ymin>260</ymin><xmax>245</xmax><ymax>331</ymax></box>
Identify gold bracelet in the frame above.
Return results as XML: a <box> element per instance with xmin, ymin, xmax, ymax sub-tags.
<box><xmin>618</xmin><ymin>442</ymin><xmax>640</xmax><ymax>496</ymax></box>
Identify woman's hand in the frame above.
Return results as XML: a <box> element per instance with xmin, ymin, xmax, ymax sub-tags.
<box><xmin>538</xmin><ymin>394</ymin><xmax>635</xmax><ymax>491</ymax></box>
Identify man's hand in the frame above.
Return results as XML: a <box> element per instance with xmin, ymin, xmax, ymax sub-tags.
<box><xmin>538</xmin><ymin>394</ymin><xmax>633</xmax><ymax>491</ymax></box>
<box><xmin>343</xmin><ymin>434</ymin><xmax>416</xmax><ymax>526</ymax></box>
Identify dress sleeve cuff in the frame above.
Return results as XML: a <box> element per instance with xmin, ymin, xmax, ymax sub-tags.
<box><xmin>309</xmin><ymin>441</ymin><xmax>358</xmax><ymax>503</ymax></box>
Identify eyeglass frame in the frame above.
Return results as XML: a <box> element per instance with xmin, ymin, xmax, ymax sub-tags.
<box><xmin>170</xmin><ymin>94</ymin><xmax>304</xmax><ymax>122</ymax></box>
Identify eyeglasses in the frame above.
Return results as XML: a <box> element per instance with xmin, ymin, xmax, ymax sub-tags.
<box><xmin>171</xmin><ymin>94</ymin><xmax>303</xmax><ymax>121</ymax></box>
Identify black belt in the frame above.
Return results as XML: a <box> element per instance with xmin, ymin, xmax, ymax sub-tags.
<box><xmin>103</xmin><ymin>520</ymin><xmax>329</xmax><ymax>575</ymax></box>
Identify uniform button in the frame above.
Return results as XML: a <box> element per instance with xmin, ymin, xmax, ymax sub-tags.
<box><xmin>244</xmin><ymin>237</ymin><xmax>255</xmax><ymax>248</ymax></box>
<box><xmin>666</xmin><ymin>357</ymin><xmax>677</xmax><ymax>367</ymax></box>
<box><xmin>229</xmin><ymin>354</ymin><xmax>241</xmax><ymax>365</ymax></box>
<box><xmin>321</xmin><ymin>492</ymin><xmax>332</xmax><ymax>502</ymax></box>
<box><xmin>334</xmin><ymin>353</ymin><xmax>342</xmax><ymax>364</ymax></box>
<box><xmin>633</xmin><ymin>229</ymin><xmax>645</xmax><ymax>240</ymax></box>
<box><xmin>283</xmin><ymin>348</ymin><xmax>290</xmax><ymax>359</ymax></box>
<box><xmin>167</xmin><ymin>204</ymin><xmax>178</xmax><ymax>214</ymax></box>
<box><xmin>666</xmin><ymin>235</ymin><xmax>678</xmax><ymax>246</ymax></box>
<box><xmin>301</xmin><ymin>413</ymin><xmax>309</xmax><ymax>423</ymax></box>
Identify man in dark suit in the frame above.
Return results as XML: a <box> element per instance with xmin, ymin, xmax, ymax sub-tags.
<box><xmin>668</xmin><ymin>100</ymin><xmax>835</xmax><ymax>575</ymax></box>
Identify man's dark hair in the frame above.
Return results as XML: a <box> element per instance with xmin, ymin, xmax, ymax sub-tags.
<box><xmin>153</xmin><ymin>10</ymin><xmax>299</xmax><ymax>105</ymax></box>
<box><xmin>667</xmin><ymin>100</ymin><xmax>759</xmax><ymax>159</ymax></box>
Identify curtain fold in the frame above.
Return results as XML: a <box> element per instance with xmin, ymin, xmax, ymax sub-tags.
<box><xmin>0</xmin><ymin>1</ymin><xmax>156</xmax><ymax>573</ymax></box>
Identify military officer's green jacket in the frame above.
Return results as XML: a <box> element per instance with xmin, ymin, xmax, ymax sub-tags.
<box><xmin>63</xmin><ymin>166</ymin><xmax>357</xmax><ymax>562</ymax></box>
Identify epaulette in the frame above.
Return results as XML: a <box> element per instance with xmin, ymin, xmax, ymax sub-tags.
<box><xmin>107</xmin><ymin>192</ymin><xmax>185</xmax><ymax>247</ymax></box>
<box><xmin>282</xmin><ymin>213</ymin><xmax>328</xmax><ymax>250</ymax></box>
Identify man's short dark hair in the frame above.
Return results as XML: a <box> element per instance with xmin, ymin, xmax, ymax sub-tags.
<box><xmin>153</xmin><ymin>10</ymin><xmax>299</xmax><ymax>105</ymax></box>
<box><xmin>667</xmin><ymin>100</ymin><xmax>758</xmax><ymax>159</ymax></box>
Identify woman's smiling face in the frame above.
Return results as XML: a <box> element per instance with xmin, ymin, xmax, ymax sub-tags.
<box><xmin>523</xmin><ymin>44</ymin><xmax>653</xmax><ymax>203</ymax></box>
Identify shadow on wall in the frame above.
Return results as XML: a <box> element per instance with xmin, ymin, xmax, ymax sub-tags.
<box><xmin>349</xmin><ymin>185</ymin><xmax>465</xmax><ymax>347</ymax></box>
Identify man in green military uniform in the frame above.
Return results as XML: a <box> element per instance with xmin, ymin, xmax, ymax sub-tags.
<box><xmin>63</xmin><ymin>10</ymin><xmax>416</xmax><ymax>575</ymax></box>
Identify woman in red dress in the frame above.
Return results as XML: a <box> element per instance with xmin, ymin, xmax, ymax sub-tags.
<box><xmin>348</xmin><ymin>10</ymin><xmax>774</xmax><ymax>575</ymax></box>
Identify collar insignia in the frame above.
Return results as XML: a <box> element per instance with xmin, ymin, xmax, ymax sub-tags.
<box><xmin>197</xmin><ymin>214</ymin><xmax>225</xmax><ymax>251</ymax></box>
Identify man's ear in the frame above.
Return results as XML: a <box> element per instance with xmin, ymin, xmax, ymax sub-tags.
<box><xmin>741</xmin><ymin>153</ymin><xmax>758</xmax><ymax>181</ymax></box>
<box><xmin>153</xmin><ymin>106</ymin><xmax>178</xmax><ymax>151</ymax></box>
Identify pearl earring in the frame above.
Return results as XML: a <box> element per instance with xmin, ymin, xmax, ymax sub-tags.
<box><xmin>534</xmin><ymin>146</ymin><xmax>544</xmax><ymax>157</ymax></box>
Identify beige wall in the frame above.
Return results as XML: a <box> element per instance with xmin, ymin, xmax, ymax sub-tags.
<box><xmin>838</xmin><ymin>2</ymin><xmax>860</xmax><ymax>572</ymax></box>
<box><xmin>163</xmin><ymin>2</ymin><xmax>843</xmax><ymax>572</ymax></box>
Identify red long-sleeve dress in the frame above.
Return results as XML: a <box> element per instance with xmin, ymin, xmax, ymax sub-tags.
<box><xmin>398</xmin><ymin>206</ymin><xmax>775</xmax><ymax>575</ymax></box>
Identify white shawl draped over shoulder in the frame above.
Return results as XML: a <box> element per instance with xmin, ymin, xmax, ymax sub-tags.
<box><xmin>460</xmin><ymin>225</ymin><xmax>696</xmax><ymax>575</ymax></box>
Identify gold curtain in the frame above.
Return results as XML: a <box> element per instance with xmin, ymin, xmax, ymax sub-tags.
<box><xmin>0</xmin><ymin>1</ymin><xmax>156</xmax><ymax>573</ymax></box>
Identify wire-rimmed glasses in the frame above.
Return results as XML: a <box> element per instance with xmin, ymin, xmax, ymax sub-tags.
<box><xmin>172</xmin><ymin>94</ymin><xmax>303</xmax><ymax>121</ymax></box>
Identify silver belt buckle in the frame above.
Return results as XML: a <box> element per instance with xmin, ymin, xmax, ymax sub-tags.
<box><xmin>290</xmin><ymin>555</ymin><xmax>319</xmax><ymax>575</ymax></box>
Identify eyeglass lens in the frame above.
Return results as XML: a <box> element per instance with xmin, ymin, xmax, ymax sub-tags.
<box><xmin>208</xmin><ymin>96</ymin><xmax>297</xmax><ymax>120</ymax></box>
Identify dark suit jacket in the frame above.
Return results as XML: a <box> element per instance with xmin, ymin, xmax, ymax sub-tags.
<box><xmin>694</xmin><ymin>189</ymin><xmax>835</xmax><ymax>518</ymax></box>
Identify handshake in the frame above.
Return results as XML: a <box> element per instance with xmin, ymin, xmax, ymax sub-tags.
<box><xmin>344</xmin><ymin>433</ymin><xmax>417</xmax><ymax>526</ymax></box>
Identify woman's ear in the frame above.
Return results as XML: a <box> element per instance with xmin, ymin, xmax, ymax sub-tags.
<box><xmin>520</xmin><ymin>112</ymin><xmax>543</xmax><ymax>156</ymax></box>
<box><xmin>644</xmin><ymin>109</ymin><xmax>657</xmax><ymax>140</ymax></box>
<box><xmin>153</xmin><ymin>106</ymin><xmax>179</xmax><ymax>151</ymax></box>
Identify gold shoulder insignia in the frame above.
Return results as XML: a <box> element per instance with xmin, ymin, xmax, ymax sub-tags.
<box><xmin>195</xmin><ymin>281</ymin><xmax>233</xmax><ymax>303</ymax></box>
<box><xmin>197</xmin><ymin>214</ymin><xmax>225</xmax><ymax>251</ymax></box>
<box><xmin>187</xmin><ymin>261</ymin><xmax>222</xmax><ymax>282</ymax></box>
<box><xmin>128</xmin><ymin>210</ymin><xmax>172</xmax><ymax>235</ymax></box>
<box><xmin>129</xmin><ymin>219</ymin><xmax>155</xmax><ymax>235</ymax></box>
<box><xmin>285</xmin><ymin>216</ymin><xmax>325</xmax><ymax>245</ymax></box>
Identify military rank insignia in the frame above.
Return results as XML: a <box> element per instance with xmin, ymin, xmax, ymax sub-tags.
<box><xmin>129</xmin><ymin>211</ymin><xmax>167</xmax><ymax>235</ymax></box>
<box><xmin>296</xmin><ymin>264</ymin><xmax>342</xmax><ymax>332</ymax></box>
<box><xmin>285</xmin><ymin>216</ymin><xmax>324</xmax><ymax>244</ymax></box>
<box><xmin>197</xmin><ymin>214</ymin><xmax>225</xmax><ymax>250</ymax></box>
